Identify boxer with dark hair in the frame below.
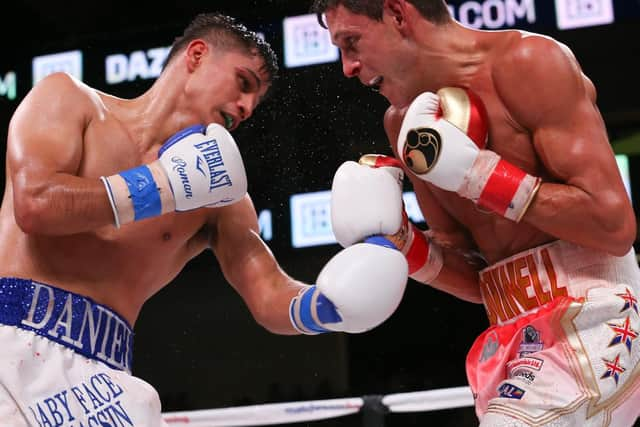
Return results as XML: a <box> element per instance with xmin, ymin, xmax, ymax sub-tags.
<box><xmin>317</xmin><ymin>1</ymin><xmax>640</xmax><ymax>425</ymax></box>
<box><xmin>0</xmin><ymin>12</ymin><xmax>407</xmax><ymax>426</ymax></box>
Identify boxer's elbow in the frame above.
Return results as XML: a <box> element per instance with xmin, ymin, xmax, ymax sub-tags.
<box><xmin>13</xmin><ymin>191</ymin><xmax>49</xmax><ymax>235</ymax></box>
<box><xmin>246</xmin><ymin>282</ymin><xmax>294</xmax><ymax>335</ymax></box>
<box><xmin>596</xmin><ymin>196</ymin><xmax>636</xmax><ymax>257</ymax></box>
<box><xmin>606</xmin><ymin>218</ymin><xmax>636</xmax><ymax>257</ymax></box>
<box><xmin>251</xmin><ymin>302</ymin><xmax>290</xmax><ymax>335</ymax></box>
<box><xmin>462</xmin><ymin>292</ymin><xmax>484</xmax><ymax>305</ymax></box>
<box><xmin>12</xmin><ymin>172</ymin><xmax>56</xmax><ymax>234</ymax></box>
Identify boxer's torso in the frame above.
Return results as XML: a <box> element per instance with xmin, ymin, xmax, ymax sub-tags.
<box><xmin>391</xmin><ymin>31</ymin><xmax>597</xmax><ymax>265</ymax></box>
<box><xmin>0</xmin><ymin>84</ymin><xmax>214</xmax><ymax>324</ymax></box>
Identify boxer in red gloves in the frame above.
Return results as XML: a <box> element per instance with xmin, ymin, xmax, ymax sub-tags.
<box><xmin>316</xmin><ymin>0</ymin><xmax>640</xmax><ymax>425</ymax></box>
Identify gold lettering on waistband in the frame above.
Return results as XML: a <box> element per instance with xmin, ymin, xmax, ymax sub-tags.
<box><xmin>480</xmin><ymin>273</ymin><xmax>500</xmax><ymax>325</ymax></box>
<box><xmin>491</xmin><ymin>268</ymin><xmax>518</xmax><ymax>320</ymax></box>
<box><xmin>481</xmin><ymin>247</ymin><xmax>571</xmax><ymax>324</ymax></box>
<box><xmin>527</xmin><ymin>254</ymin><xmax>551</xmax><ymax>305</ymax></box>
<box><xmin>507</xmin><ymin>259</ymin><xmax>540</xmax><ymax>314</ymax></box>
<box><xmin>541</xmin><ymin>248</ymin><xmax>568</xmax><ymax>298</ymax></box>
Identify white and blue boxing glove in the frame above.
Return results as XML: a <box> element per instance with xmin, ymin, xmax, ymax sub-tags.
<box><xmin>289</xmin><ymin>243</ymin><xmax>409</xmax><ymax>334</ymax></box>
<box><xmin>101</xmin><ymin>123</ymin><xmax>247</xmax><ymax>227</ymax></box>
<box><xmin>331</xmin><ymin>155</ymin><xmax>444</xmax><ymax>285</ymax></box>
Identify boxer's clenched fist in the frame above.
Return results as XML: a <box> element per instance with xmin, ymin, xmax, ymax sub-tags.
<box><xmin>397</xmin><ymin>87</ymin><xmax>541</xmax><ymax>222</ymax></box>
<box><xmin>289</xmin><ymin>243</ymin><xmax>408</xmax><ymax>334</ymax></box>
<box><xmin>331</xmin><ymin>154</ymin><xmax>443</xmax><ymax>284</ymax></box>
<box><xmin>101</xmin><ymin>123</ymin><xmax>247</xmax><ymax>227</ymax></box>
<box><xmin>331</xmin><ymin>155</ymin><xmax>405</xmax><ymax>248</ymax></box>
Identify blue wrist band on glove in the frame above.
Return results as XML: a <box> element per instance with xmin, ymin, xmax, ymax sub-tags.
<box><xmin>119</xmin><ymin>165</ymin><xmax>162</xmax><ymax>221</ymax></box>
<box><xmin>291</xmin><ymin>286</ymin><xmax>342</xmax><ymax>334</ymax></box>
<box><xmin>364</xmin><ymin>235</ymin><xmax>399</xmax><ymax>250</ymax></box>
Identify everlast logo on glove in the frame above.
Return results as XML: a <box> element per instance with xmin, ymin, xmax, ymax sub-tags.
<box><xmin>194</xmin><ymin>139</ymin><xmax>233</xmax><ymax>190</ymax></box>
<box><xmin>102</xmin><ymin>123</ymin><xmax>247</xmax><ymax>221</ymax></box>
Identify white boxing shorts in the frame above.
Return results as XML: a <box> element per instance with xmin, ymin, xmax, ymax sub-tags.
<box><xmin>466</xmin><ymin>240</ymin><xmax>640</xmax><ymax>427</ymax></box>
<box><xmin>0</xmin><ymin>277</ymin><xmax>168</xmax><ymax>426</ymax></box>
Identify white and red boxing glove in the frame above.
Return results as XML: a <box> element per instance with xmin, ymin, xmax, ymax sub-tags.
<box><xmin>289</xmin><ymin>243</ymin><xmax>408</xmax><ymax>334</ymax></box>
<box><xmin>331</xmin><ymin>155</ymin><xmax>405</xmax><ymax>248</ymax></box>
<box><xmin>331</xmin><ymin>154</ymin><xmax>443</xmax><ymax>284</ymax></box>
<box><xmin>397</xmin><ymin>87</ymin><xmax>541</xmax><ymax>222</ymax></box>
<box><xmin>101</xmin><ymin>123</ymin><xmax>247</xmax><ymax>227</ymax></box>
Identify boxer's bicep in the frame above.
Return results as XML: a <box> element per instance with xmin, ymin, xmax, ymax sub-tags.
<box><xmin>8</xmin><ymin>73</ymin><xmax>87</xmax><ymax>179</ymax></box>
<box><xmin>5</xmin><ymin>74</ymin><xmax>111</xmax><ymax>233</ymax></box>
<box><xmin>498</xmin><ymin>37</ymin><xmax>615</xmax><ymax>188</ymax></box>
<box><xmin>496</xmin><ymin>36</ymin><xmax>635</xmax><ymax>253</ymax></box>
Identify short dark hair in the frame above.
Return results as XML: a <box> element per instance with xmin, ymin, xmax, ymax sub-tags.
<box><xmin>165</xmin><ymin>13</ymin><xmax>279</xmax><ymax>85</ymax></box>
<box><xmin>310</xmin><ymin>0</ymin><xmax>450</xmax><ymax>27</ymax></box>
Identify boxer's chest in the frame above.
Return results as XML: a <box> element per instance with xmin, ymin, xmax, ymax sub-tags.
<box><xmin>78</xmin><ymin>116</ymin><xmax>210</xmax><ymax>254</ymax></box>
<box><xmin>421</xmin><ymin>89</ymin><xmax>550</xmax><ymax>260</ymax></box>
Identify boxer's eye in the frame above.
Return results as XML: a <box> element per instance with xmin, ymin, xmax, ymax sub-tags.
<box><xmin>236</xmin><ymin>68</ymin><xmax>260</xmax><ymax>94</ymax></box>
<box><xmin>342</xmin><ymin>35</ymin><xmax>359</xmax><ymax>53</ymax></box>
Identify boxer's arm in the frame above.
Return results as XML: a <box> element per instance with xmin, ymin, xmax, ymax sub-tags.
<box><xmin>208</xmin><ymin>195</ymin><xmax>305</xmax><ymax>334</ymax></box>
<box><xmin>384</xmin><ymin>107</ymin><xmax>482</xmax><ymax>303</ymax></box>
<box><xmin>7</xmin><ymin>73</ymin><xmax>116</xmax><ymax>235</ymax></box>
<box><xmin>495</xmin><ymin>36</ymin><xmax>636</xmax><ymax>256</ymax></box>
<box><xmin>210</xmin><ymin>195</ymin><xmax>408</xmax><ymax>334</ymax></box>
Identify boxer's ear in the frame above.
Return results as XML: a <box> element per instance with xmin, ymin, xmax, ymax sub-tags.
<box><xmin>384</xmin><ymin>0</ymin><xmax>407</xmax><ymax>29</ymax></box>
<box><xmin>185</xmin><ymin>39</ymin><xmax>208</xmax><ymax>72</ymax></box>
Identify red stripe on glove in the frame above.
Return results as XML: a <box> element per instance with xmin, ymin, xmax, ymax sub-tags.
<box><xmin>405</xmin><ymin>224</ymin><xmax>430</xmax><ymax>275</ymax></box>
<box><xmin>477</xmin><ymin>159</ymin><xmax>527</xmax><ymax>216</ymax></box>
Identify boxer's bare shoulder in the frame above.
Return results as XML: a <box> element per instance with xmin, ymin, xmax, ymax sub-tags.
<box><xmin>491</xmin><ymin>33</ymin><xmax>591</xmax><ymax>129</ymax></box>
<box><xmin>10</xmin><ymin>72</ymin><xmax>98</xmax><ymax>133</ymax></box>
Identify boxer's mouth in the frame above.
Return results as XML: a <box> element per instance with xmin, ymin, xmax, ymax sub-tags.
<box><xmin>368</xmin><ymin>76</ymin><xmax>383</xmax><ymax>92</ymax></box>
<box><xmin>221</xmin><ymin>112</ymin><xmax>235</xmax><ymax>131</ymax></box>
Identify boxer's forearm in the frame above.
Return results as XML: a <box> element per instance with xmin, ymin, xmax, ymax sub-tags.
<box><xmin>13</xmin><ymin>173</ymin><xmax>118</xmax><ymax>235</ymax></box>
<box><xmin>253</xmin><ymin>280</ymin><xmax>306</xmax><ymax>335</ymax></box>
<box><xmin>416</xmin><ymin>245</ymin><xmax>483</xmax><ymax>304</ymax></box>
<box><xmin>521</xmin><ymin>182</ymin><xmax>635</xmax><ymax>257</ymax></box>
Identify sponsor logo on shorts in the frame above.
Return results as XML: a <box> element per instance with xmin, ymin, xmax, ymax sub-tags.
<box><xmin>510</xmin><ymin>368</ymin><xmax>536</xmax><ymax>384</ymax></box>
<box><xmin>498</xmin><ymin>383</ymin><xmax>526</xmax><ymax>399</ymax></box>
<box><xmin>479</xmin><ymin>331</ymin><xmax>499</xmax><ymax>362</ymax></box>
<box><xmin>507</xmin><ymin>356</ymin><xmax>544</xmax><ymax>372</ymax></box>
<box><xmin>518</xmin><ymin>325</ymin><xmax>544</xmax><ymax>357</ymax></box>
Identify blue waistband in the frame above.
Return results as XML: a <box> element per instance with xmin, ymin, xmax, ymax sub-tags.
<box><xmin>0</xmin><ymin>278</ymin><xmax>134</xmax><ymax>373</ymax></box>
